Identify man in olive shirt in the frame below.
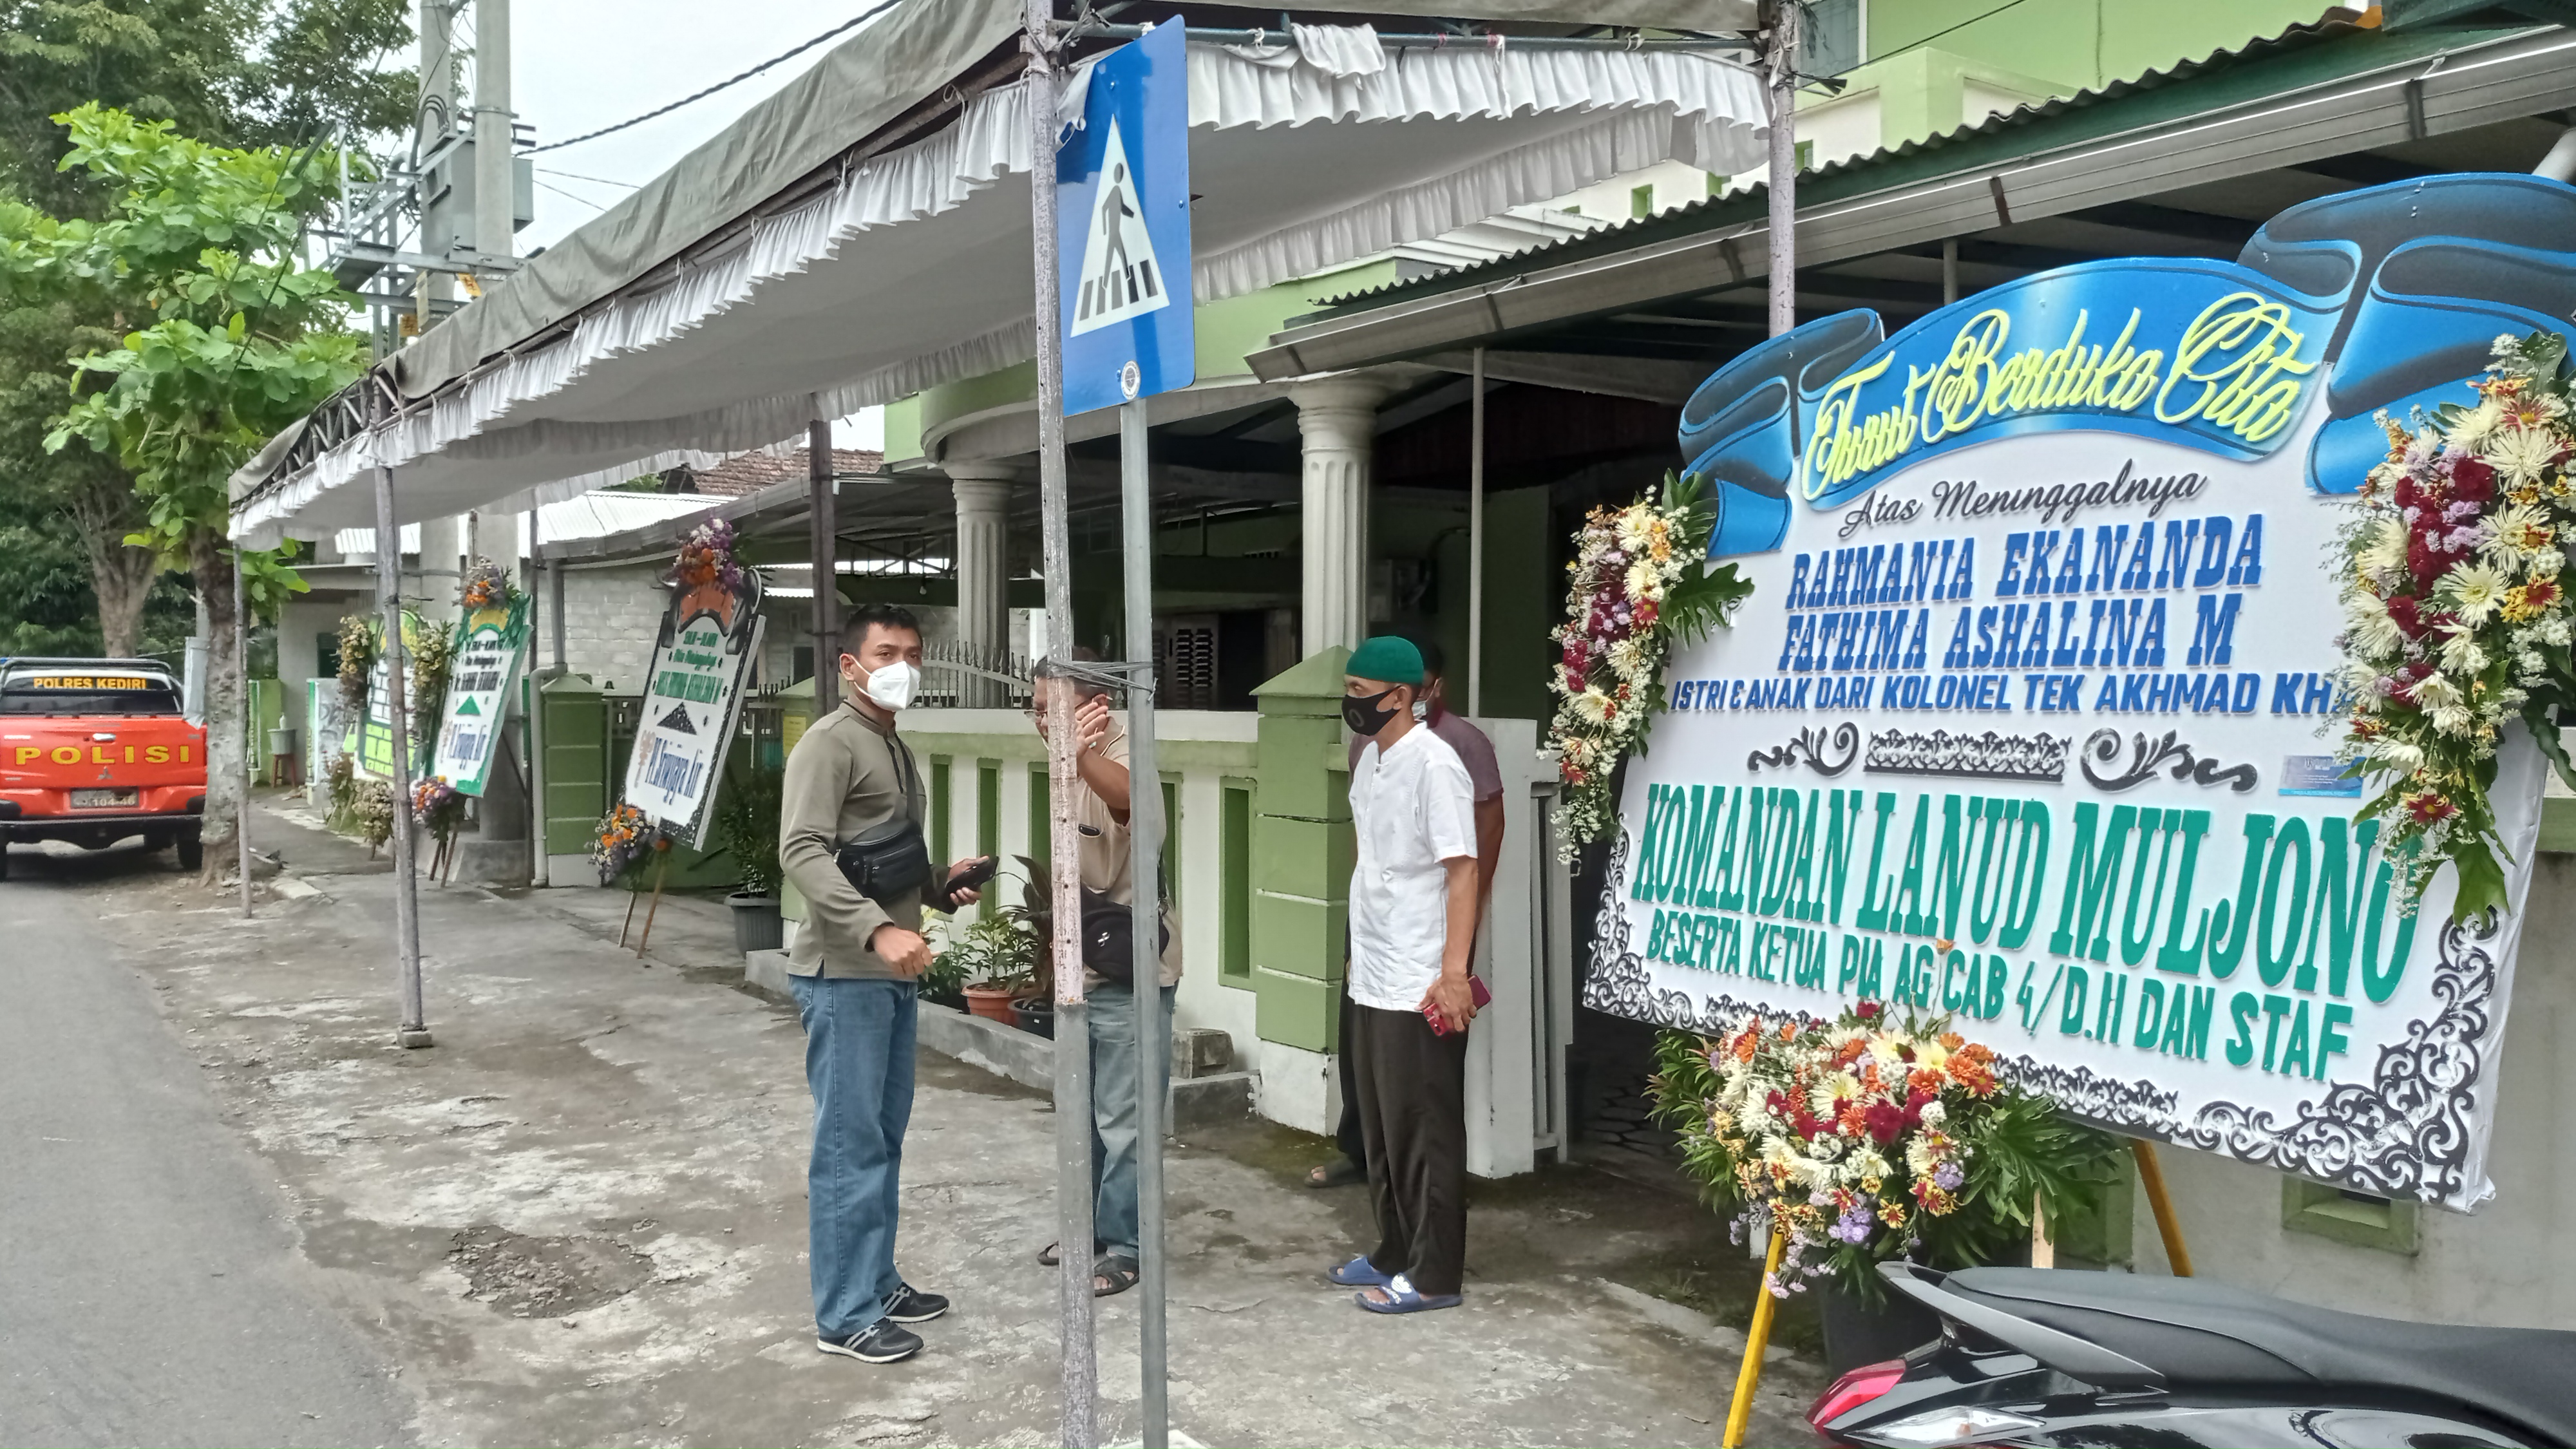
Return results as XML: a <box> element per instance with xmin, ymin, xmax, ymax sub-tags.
<box><xmin>779</xmin><ymin>603</ymin><xmax>985</xmax><ymax>1365</ymax></box>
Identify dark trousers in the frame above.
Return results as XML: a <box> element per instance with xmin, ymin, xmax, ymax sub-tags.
<box><xmin>1350</xmin><ymin>1001</ymin><xmax>1470</xmax><ymax>1297</ymax></box>
<box><xmin>1334</xmin><ymin>988</ymin><xmax>1367</xmax><ymax>1168</ymax></box>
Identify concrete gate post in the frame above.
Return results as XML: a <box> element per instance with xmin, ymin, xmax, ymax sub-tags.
<box><xmin>1247</xmin><ymin>645</ymin><xmax>1354</xmax><ymax>1132</ymax></box>
<box><xmin>1291</xmin><ymin>375</ymin><xmax>1394</xmax><ymax>657</ymax></box>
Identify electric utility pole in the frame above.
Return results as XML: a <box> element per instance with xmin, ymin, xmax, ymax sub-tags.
<box><xmin>1765</xmin><ymin>0</ymin><xmax>1800</xmax><ymax>338</ymax></box>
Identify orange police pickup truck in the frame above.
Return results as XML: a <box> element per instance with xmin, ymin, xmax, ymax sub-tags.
<box><xmin>0</xmin><ymin>657</ymin><xmax>207</xmax><ymax>880</ymax></box>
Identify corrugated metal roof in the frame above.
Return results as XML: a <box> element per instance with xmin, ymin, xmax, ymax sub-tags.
<box><xmin>1305</xmin><ymin>7</ymin><xmax>2396</xmax><ymax>314</ymax></box>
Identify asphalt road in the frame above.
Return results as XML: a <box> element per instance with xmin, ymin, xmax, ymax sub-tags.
<box><xmin>0</xmin><ymin>839</ymin><xmax>415</xmax><ymax>1448</ymax></box>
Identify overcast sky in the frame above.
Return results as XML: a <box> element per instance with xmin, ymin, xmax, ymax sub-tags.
<box><xmin>435</xmin><ymin>1</ymin><xmax>889</xmax><ymax>448</ymax></box>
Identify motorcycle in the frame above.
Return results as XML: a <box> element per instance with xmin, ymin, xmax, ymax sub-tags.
<box><xmin>1805</xmin><ymin>1260</ymin><xmax>2576</xmax><ymax>1448</ymax></box>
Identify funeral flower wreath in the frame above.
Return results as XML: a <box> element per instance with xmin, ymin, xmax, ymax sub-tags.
<box><xmin>1546</xmin><ymin>471</ymin><xmax>1752</xmax><ymax>851</ymax></box>
<box><xmin>1652</xmin><ymin>1001</ymin><xmax>2120</xmax><ymax>1300</ymax></box>
<box><xmin>2334</xmin><ymin>332</ymin><xmax>2576</xmax><ymax>920</ymax></box>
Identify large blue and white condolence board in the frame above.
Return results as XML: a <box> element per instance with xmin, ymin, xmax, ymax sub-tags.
<box><xmin>1057</xmin><ymin>19</ymin><xmax>1193</xmax><ymax>417</ymax></box>
<box><xmin>1594</xmin><ymin>175</ymin><xmax>2576</xmax><ymax>1209</ymax></box>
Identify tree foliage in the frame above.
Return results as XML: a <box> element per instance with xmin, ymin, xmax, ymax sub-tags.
<box><xmin>8</xmin><ymin>104</ymin><xmax>368</xmax><ymax>614</ymax></box>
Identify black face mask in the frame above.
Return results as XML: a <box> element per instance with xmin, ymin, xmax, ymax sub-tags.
<box><xmin>1342</xmin><ymin>687</ymin><xmax>1403</xmax><ymax>737</ymax></box>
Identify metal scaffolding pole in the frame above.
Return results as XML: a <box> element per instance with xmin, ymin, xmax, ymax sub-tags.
<box><xmin>1467</xmin><ymin>346</ymin><xmax>1486</xmax><ymax>717</ymax></box>
<box><xmin>375</xmin><ymin>463</ymin><xmax>433</xmax><ymax>1050</ymax></box>
<box><xmin>234</xmin><ymin>556</ymin><xmax>254</xmax><ymax>917</ymax></box>
<box><xmin>811</xmin><ymin>413</ymin><xmax>839</xmax><ymax>714</ymax></box>
<box><xmin>1025</xmin><ymin>5</ymin><xmax>1098</xmax><ymax>1443</ymax></box>
<box><xmin>1121</xmin><ymin>397</ymin><xmax>1170</xmax><ymax>1447</ymax></box>
<box><xmin>1765</xmin><ymin>0</ymin><xmax>1800</xmax><ymax>339</ymax></box>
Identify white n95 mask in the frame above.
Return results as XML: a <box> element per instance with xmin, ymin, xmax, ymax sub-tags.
<box><xmin>864</xmin><ymin>661</ymin><xmax>922</xmax><ymax>710</ymax></box>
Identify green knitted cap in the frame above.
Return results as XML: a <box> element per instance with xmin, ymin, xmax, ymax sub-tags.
<box><xmin>1346</xmin><ymin>635</ymin><xmax>1425</xmax><ymax>686</ymax></box>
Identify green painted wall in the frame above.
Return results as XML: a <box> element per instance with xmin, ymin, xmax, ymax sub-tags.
<box><xmin>1866</xmin><ymin>0</ymin><xmax>2336</xmax><ymax>95</ymax></box>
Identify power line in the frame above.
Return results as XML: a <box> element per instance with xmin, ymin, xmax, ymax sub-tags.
<box><xmin>533</xmin><ymin>177</ymin><xmax>607</xmax><ymax>211</ymax></box>
<box><xmin>534</xmin><ymin>165</ymin><xmax>639</xmax><ymax>188</ymax></box>
<box><xmin>527</xmin><ymin>0</ymin><xmax>909</xmax><ymax>154</ymax></box>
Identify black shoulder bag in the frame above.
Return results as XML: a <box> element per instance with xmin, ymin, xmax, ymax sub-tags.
<box><xmin>833</xmin><ymin>734</ymin><xmax>933</xmax><ymax>906</ymax></box>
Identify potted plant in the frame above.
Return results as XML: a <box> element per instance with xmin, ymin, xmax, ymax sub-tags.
<box><xmin>712</xmin><ymin>764</ymin><xmax>785</xmax><ymax>954</ymax></box>
<box><xmin>1005</xmin><ymin>858</ymin><xmax>1057</xmax><ymax>1037</ymax></box>
<box><xmin>916</xmin><ymin>911</ymin><xmax>970</xmax><ymax>1011</ymax></box>
<box><xmin>939</xmin><ymin>911</ymin><xmax>1036</xmax><ymax>1024</ymax></box>
<box><xmin>1651</xmin><ymin>1000</ymin><xmax>2122</xmax><ymax>1374</ymax></box>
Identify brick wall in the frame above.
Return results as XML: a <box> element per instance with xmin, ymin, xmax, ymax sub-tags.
<box><xmin>553</xmin><ymin>565</ymin><xmax>667</xmax><ymax>690</ymax></box>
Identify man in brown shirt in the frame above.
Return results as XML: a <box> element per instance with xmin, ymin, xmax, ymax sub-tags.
<box><xmin>1026</xmin><ymin>652</ymin><xmax>1179</xmax><ymax>1298</ymax></box>
<box><xmin>779</xmin><ymin>603</ymin><xmax>985</xmax><ymax>1365</ymax></box>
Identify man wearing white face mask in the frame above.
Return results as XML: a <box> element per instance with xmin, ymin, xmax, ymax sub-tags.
<box><xmin>780</xmin><ymin>603</ymin><xmax>989</xmax><ymax>1365</ymax></box>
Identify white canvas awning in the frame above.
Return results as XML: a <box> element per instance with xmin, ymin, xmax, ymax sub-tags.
<box><xmin>229</xmin><ymin>3</ymin><xmax>1765</xmax><ymax>548</ymax></box>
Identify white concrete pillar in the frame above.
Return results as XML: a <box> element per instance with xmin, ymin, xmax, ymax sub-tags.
<box><xmin>415</xmin><ymin>513</ymin><xmax>462</xmax><ymax>615</ymax></box>
<box><xmin>947</xmin><ymin>460</ymin><xmax>1022</xmax><ymax>708</ymax></box>
<box><xmin>1291</xmin><ymin>374</ymin><xmax>1395</xmax><ymax>656</ymax></box>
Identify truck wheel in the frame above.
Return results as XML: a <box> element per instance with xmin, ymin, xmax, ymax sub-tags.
<box><xmin>175</xmin><ymin>827</ymin><xmax>202</xmax><ymax>872</ymax></box>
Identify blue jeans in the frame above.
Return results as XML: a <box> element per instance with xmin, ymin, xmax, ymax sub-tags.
<box><xmin>1089</xmin><ymin>981</ymin><xmax>1175</xmax><ymax>1260</ymax></box>
<box><xmin>790</xmin><ymin>973</ymin><xmax>916</xmax><ymax>1338</ymax></box>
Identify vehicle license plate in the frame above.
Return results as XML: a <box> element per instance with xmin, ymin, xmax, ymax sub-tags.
<box><xmin>70</xmin><ymin>788</ymin><xmax>139</xmax><ymax>809</ymax></box>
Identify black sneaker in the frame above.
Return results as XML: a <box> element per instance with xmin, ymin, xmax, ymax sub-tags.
<box><xmin>884</xmin><ymin>1282</ymin><xmax>949</xmax><ymax>1323</ymax></box>
<box><xmin>817</xmin><ymin>1318</ymin><xmax>922</xmax><ymax>1364</ymax></box>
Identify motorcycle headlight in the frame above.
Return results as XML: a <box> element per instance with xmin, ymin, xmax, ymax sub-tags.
<box><xmin>1868</xmin><ymin>1405</ymin><xmax>2045</xmax><ymax>1446</ymax></box>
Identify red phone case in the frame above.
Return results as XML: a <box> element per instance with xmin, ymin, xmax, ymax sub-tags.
<box><xmin>1424</xmin><ymin>974</ymin><xmax>1493</xmax><ymax>1036</ymax></box>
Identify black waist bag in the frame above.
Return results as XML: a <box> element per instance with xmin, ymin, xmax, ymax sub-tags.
<box><xmin>1079</xmin><ymin>887</ymin><xmax>1170</xmax><ymax>984</ymax></box>
<box><xmin>836</xmin><ymin>817</ymin><xmax>932</xmax><ymax>906</ymax></box>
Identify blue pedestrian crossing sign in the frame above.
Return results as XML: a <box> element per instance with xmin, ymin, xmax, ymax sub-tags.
<box><xmin>1057</xmin><ymin>20</ymin><xmax>1193</xmax><ymax>417</ymax></box>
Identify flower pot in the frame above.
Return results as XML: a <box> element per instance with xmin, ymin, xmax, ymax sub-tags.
<box><xmin>1011</xmin><ymin>995</ymin><xmax>1055</xmax><ymax>1038</ymax></box>
<box><xmin>726</xmin><ymin>891</ymin><xmax>784</xmax><ymax>954</ymax></box>
<box><xmin>922</xmin><ymin>985</ymin><xmax>967</xmax><ymax>1012</ymax></box>
<box><xmin>1817</xmin><ymin>1278</ymin><xmax>1945</xmax><ymax>1376</ymax></box>
<box><xmin>963</xmin><ymin>984</ymin><xmax>1019</xmax><ymax>1023</ymax></box>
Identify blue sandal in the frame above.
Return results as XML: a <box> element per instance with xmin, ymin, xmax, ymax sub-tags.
<box><xmin>1327</xmin><ymin>1255</ymin><xmax>1391</xmax><ymax>1287</ymax></box>
<box><xmin>1356</xmin><ymin>1274</ymin><xmax>1462</xmax><ymax>1314</ymax></box>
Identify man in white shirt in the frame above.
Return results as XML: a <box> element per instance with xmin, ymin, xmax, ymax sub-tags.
<box><xmin>1329</xmin><ymin>635</ymin><xmax>1481</xmax><ymax>1314</ymax></box>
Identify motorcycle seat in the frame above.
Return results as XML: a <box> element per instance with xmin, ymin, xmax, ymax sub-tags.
<box><xmin>1946</xmin><ymin>1268</ymin><xmax>2576</xmax><ymax>1447</ymax></box>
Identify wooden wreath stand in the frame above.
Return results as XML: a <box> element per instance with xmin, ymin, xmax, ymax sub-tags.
<box><xmin>1716</xmin><ymin>1139</ymin><xmax>2192</xmax><ymax>1446</ymax></box>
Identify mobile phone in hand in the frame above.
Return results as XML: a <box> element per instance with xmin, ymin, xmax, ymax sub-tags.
<box><xmin>943</xmin><ymin>855</ymin><xmax>999</xmax><ymax>902</ymax></box>
<box><xmin>1424</xmin><ymin>974</ymin><xmax>1493</xmax><ymax>1036</ymax></box>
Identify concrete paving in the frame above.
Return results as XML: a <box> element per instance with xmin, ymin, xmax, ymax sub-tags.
<box><xmin>0</xmin><ymin>835</ymin><xmax>413</xmax><ymax>1447</ymax></box>
<box><xmin>0</xmin><ymin>793</ymin><xmax>1830</xmax><ymax>1447</ymax></box>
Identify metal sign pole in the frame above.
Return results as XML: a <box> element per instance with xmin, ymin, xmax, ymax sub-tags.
<box><xmin>375</xmin><ymin>463</ymin><xmax>433</xmax><ymax>1050</ymax></box>
<box><xmin>1121</xmin><ymin>397</ymin><xmax>1170</xmax><ymax>1447</ymax></box>
<box><xmin>1024</xmin><ymin>6</ymin><xmax>1099</xmax><ymax>1444</ymax></box>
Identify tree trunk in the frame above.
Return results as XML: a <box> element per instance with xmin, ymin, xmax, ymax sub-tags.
<box><xmin>62</xmin><ymin>464</ymin><xmax>158</xmax><ymax>659</ymax></box>
<box><xmin>86</xmin><ymin>533</ymin><xmax>158</xmax><ymax>658</ymax></box>
<box><xmin>191</xmin><ymin>527</ymin><xmax>241</xmax><ymax>889</ymax></box>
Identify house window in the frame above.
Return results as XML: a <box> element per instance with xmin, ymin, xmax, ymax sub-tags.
<box><xmin>929</xmin><ymin>755</ymin><xmax>951</xmax><ymax>867</ymax></box>
<box><xmin>1795</xmin><ymin>138</ymin><xmax>1815</xmax><ymax>173</ymax></box>
<box><xmin>1161</xmin><ymin>778</ymin><xmax>1180</xmax><ymax>891</ymax></box>
<box><xmin>1028</xmin><ymin>765</ymin><xmax>1050</xmax><ymax>869</ymax></box>
<box><xmin>2282</xmin><ymin>1179</ymin><xmax>2419</xmax><ymax>1255</ymax></box>
<box><xmin>1801</xmin><ymin>0</ymin><xmax>1864</xmax><ymax>79</ymax></box>
<box><xmin>1629</xmin><ymin>183</ymin><xmax>1656</xmax><ymax>218</ymax></box>
<box><xmin>1220</xmin><ymin>779</ymin><xmax>1253</xmax><ymax>983</ymax></box>
<box><xmin>976</xmin><ymin>759</ymin><xmax>999</xmax><ymax>920</ymax></box>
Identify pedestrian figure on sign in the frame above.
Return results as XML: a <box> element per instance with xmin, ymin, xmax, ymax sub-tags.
<box><xmin>1098</xmin><ymin>163</ymin><xmax>1137</xmax><ymax>309</ymax></box>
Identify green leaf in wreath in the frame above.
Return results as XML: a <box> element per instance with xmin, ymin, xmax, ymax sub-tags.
<box><xmin>2450</xmin><ymin>837</ymin><xmax>2510</xmax><ymax>923</ymax></box>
